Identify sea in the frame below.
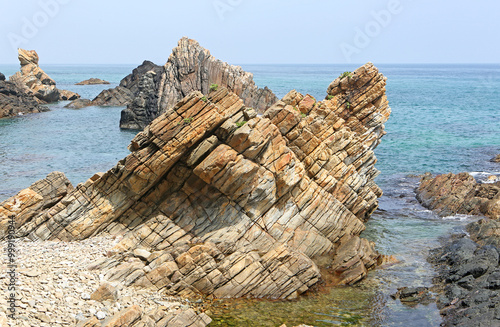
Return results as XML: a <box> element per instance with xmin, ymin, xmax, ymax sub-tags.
<box><xmin>0</xmin><ymin>63</ymin><xmax>499</xmax><ymax>326</ymax></box>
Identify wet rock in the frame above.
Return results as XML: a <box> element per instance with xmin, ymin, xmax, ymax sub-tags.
<box><xmin>65</xmin><ymin>98</ymin><xmax>92</xmax><ymax>109</ymax></box>
<box><xmin>491</xmin><ymin>154</ymin><xmax>500</xmax><ymax>163</ymax></box>
<box><xmin>390</xmin><ymin>287</ymin><xmax>433</xmax><ymax>305</ymax></box>
<box><xmin>76</xmin><ymin>78</ymin><xmax>110</xmax><ymax>85</ymax></box>
<box><xmin>429</xmin><ymin>219</ymin><xmax>500</xmax><ymax>326</ymax></box>
<box><xmin>0</xmin><ymin>72</ymin><xmax>5</xmax><ymax>81</ymax></box>
<box><xmin>2</xmin><ymin>63</ymin><xmax>391</xmax><ymax>300</ymax></box>
<box><xmin>417</xmin><ymin>172</ymin><xmax>500</xmax><ymax>219</ymax></box>
<box><xmin>0</xmin><ymin>75</ymin><xmax>47</xmax><ymax>118</ymax></box>
<box><xmin>9</xmin><ymin>49</ymin><xmax>80</xmax><ymax>103</ymax></box>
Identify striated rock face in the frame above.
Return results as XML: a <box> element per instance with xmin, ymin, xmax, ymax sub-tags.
<box><xmin>76</xmin><ymin>78</ymin><xmax>110</xmax><ymax>85</ymax></box>
<box><xmin>2</xmin><ymin>63</ymin><xmax>390</xmax><ymax>300</ymax></box>
<box><xmin>0</xmin><ymin>172</ymin><xmax>73</xmax><ymax>238</ymax></box>
<box><xmin>92</xmin><ymin>60</ymin><xmax>163</xmax><ymax>108</ymax></box>
<box><xmin>0</xmin><ymin>75</ymin><xmax>48</xmax><ymax>118</ymax></box>
<box><xmin>417</xmin><ymin>172</ymin><xmax>500</xmax><ymax>219</ymax></box>
<box><xmin>9</xmin><ymin>49</ymin><xmax>80</xmax><ymax>103</ymax></box>
<box><xmin>94</xmin><ymin>38</ymin><xmax>278</xmax><ymax>130</ymax></box>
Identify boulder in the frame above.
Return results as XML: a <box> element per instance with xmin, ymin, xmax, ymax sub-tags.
<box><xmin>417</xmin><ymin>172</ymin><xmax>500</xmax><ymax>219</ymax></box>
<box><xmin>65</xmin><ymin>98</ymin><xmax>92</xmax><ymax>109</ymax></box>
<box><xmin>491</xmin><ymin>154</ymin><xmax>500</xmax><ymax>163</ymax></box>
<box><xmin>2</xmin><ymin>63</ymin><xmax>391</xmax><ymax>299</ymax></box>
<box><xmin>93</xmin><ymin>38</ymin><xmax>278</xmax><ymax>130</ymax></box>
<box><xmin>9</xmin><ymin>49</ymin><xmax>80</xmax><ymax>103</ymax></box>
<box><xmin>0</xmin><ymin>72</ymin><xmax>5</xmax><ymax>81</ymax></box>
<box><xmin>76</xmin><ymin>78</ymin><xmax>110</xmax><ymax>85</ymax></box>
<box><xmin>0</xmin><ymin>77</ymin><xmax>48</xmax><ymax>118</ymax></box>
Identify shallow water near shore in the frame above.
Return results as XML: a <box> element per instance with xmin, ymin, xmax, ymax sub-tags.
<box><xmin>0</xmin><ymin>63</ymin><xmax>499</xmax><ymax>325</ymax></box>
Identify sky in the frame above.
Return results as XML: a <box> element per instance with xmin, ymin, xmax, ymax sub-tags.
<box><xmin>0</xmin><ymin>0</ymin><xmax>499</xmax><ymax>65</ymax></box>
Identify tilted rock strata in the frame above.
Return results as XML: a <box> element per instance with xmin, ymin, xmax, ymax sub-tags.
<box><xmin>9</xmin><ymin>49</ymin><xmax>80</xmax><ymax>103</ymax></box>
<box><xmin>93</xmin><ymin>38</ymin><xmax>278</xmax><ymax>130</ymax></box>
<box><xmin>76</xmin><ymin>78</ymin><xmax>110</xmax><ymax>85</ymax></box>
<box><xmin>0</xmin><ymin>75</ymin><xmax>48</xmax><ymax>118</ymax></box>
<box><xmin>417</xmin><ymin>172</ymin><xmax>500</xmax><ymax>219</ymax></box>
<box><xmin>2</xmin><ymin>63</ymin><xmax>390</xmax><ymax>300</ymax></box>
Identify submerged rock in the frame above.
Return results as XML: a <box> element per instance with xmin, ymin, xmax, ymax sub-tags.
<box><xmin>9</xmin><ymin>49</ymin><xmax>80</xmax><ymax>103</ymax></box>
<box><xmin>76</xmin><ymin>78</ymin><xmax>110</xmax><ymax>85</ymax></box>
<box><xmin>1</xmin><ymin>63</ymin><xmax>390</xmax><ymax>300</ymax></box>
<box><xmin>417</xmin><ymin>172</ymin><xmax>500</xmax><ymax>219</ymax></box>
<box><xmin>93</xmin><ymin>37</ymin><xmax>278</xmax><ymax>130</ymax></box>
<box><xmin>65</xmin><ymin>98</ymin><xmax>92</xmax><ymax>109</ymax></box>
<box><xmin>0</xmin><ymin>75</ymin><xmax>48</xmax><ymax>118</ymax></box>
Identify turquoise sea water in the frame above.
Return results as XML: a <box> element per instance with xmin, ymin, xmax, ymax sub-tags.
<box><xmin>0</xmin><ymin>63</ymin><xmax>499</xmax><ymax>326</ymax></box>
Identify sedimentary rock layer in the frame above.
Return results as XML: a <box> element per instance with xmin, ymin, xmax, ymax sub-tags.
<box><xmin>9</xmin><ymin>49</ymin><xmax>80</xmax><ymax>103</ymax></box>
<box><xmin>93</xmin><ymin>38</ymin><xmax>278</xmax><ymax>130</ymax></box>
<box><xmin>0</xmin><ymin>75</ymin><xmax>48</xmax><ymax>118</ymax></box>
<box><xmin>1</xmin><ymin>63</ymin><xmax>390</xmax><ymax>300</ymax></box>
<box><xmin>76</xmin><ymin>78</ymin><xmax>110</xmax><ymax>85</ymax></box>
<box><xmin>417</xmin><ymin>172</ymin><xmax>500</xmax><ymax>219</ymax></box>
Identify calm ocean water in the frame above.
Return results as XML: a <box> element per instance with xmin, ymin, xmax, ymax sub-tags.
<box><xmin>0</xmin><ymin>63</ymin><xmax>499</xmax><ymax>326</ymax></box>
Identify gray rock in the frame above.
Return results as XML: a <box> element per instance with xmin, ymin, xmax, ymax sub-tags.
<box><xmin>65</xmin><ymin>98</ymin><xmax>92</xmax><ymax>109</ymax></box>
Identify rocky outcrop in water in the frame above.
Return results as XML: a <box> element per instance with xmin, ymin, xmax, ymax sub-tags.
<box><xmin>93</xmin><ymin>38</ymin><xmax>278</xmax><ymax>130</ymax></box>
<box><xmin>429</xmin><ymin>218</ymin><xmax>500</xmax><ymax>326</ymax></box>
<box><xmin>416</xmin><ymin>172</ymin><xmax>500</xmax><ymax>219</ymax></box>
<box><xmin>65</xmin><ymin>98</ymin><xmax>92</xmax><ymax>109</ymax></box>
<box><xmin>0</xmin><ymin>74</ymin><xmax>48</xmax><ymax>118</ymax></box>
<box><xmin>76</xmin><ymin>78</ymin><xmax>110</xmax><ymax>85</ymax></box>
<box><xmin>492</xmin><ymin>154</ymin><xmax>500</xmax><ymax>163</ymax></box>
<box><xmin>1</xmin><ymin>63</ymin><xmax>390</xmax><ymax>303</ymax></box>
<box><xmin>9</xmin><ymin>49</ymin><xmax>80</xmax><ymax>103</ymax></box>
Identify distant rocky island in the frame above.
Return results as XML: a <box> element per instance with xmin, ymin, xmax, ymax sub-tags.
<box><xmin>76</xmin><ymin>78</ymin><xmax>110</xmax><ymax>85</ymax></box>
<box><xmin>0</xmin><ymin>37</ymin><xmax>392</xmax><ymax>325</ymax></box>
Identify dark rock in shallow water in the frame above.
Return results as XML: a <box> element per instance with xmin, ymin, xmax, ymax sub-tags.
<box><xmin>428</xmin><ymin>219</ymin><xmax>500</xmax><ymax>326</ymax></box>
<box><xmin>0</xmin><ymin>72</ymin><xmax>5</xmax><ymax>81</ymax></box>
<box><xmin>92</xmin><ymin>60</ymin><xmax>163</xmax><ymax>108</ymax></box>
<box><xmin>65</xmin><ymin>98</ymin><xmax>92</xmax><ymax>109</ymax></box>
<box><xmin>390</xmin><ymin>287</ymin><xmax>433</xmax><ymax>305</ymax></box>
<box><xmin>0</xmin><ymin>78</ymin><xmax>48</xmax><ymax>118</ymax></box>
<box><xmin>492</xmin><ymin>154</ymin><xmax>500</xmax><ymax>163</ymax></box>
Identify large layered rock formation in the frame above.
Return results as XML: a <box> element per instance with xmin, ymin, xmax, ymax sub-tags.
<box><xmin>9</xmin><ymin>49</ymin><xmax>80</xmax><ymax>103</ymax></box>
<box><xmin>0</xmin><ymin>73</ymin><xmax>48</xmax><ymax>118</ymax></box>
<box><xmin>417</xmin><ymin>172</ymin><xmax>500</xmax><ymax>219</ymax></box>
<box><xmin>93</xmin><ymin>38</ymin><xmax>278</xmax><ymax>130</ymax></box>
<box><xmin>1</xmin><ymin>63</ymin><xmax>390</xmax><ymax>301</ymax></box>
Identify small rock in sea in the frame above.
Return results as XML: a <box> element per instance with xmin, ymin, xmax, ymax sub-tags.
<box><xmin>491</xmin><ymin>154</ymin><xmax>500</xmax><ymax>163</ymax></box>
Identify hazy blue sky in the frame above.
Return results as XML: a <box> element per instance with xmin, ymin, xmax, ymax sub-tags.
<box><xmin>1</xmin><ymin>0</ymin><xmax>499</xmax><ymax>65</ymax></box>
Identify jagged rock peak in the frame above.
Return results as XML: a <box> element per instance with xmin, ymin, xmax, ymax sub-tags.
<box><xmin>1</xmin><ymin>63</ymin><xmax>390</xmax><ymax>300</ymax></box>
<box><xmin>9</xmin><ymin>49</ymin><xmax>80</xmax><ymax>103</ymax></box>
<box><xmin>93</xmin><ymin>37</ymin><xmax>278</xmax><ymax>130</ymax></box>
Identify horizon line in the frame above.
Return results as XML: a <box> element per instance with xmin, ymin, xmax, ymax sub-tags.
<box><xmin>1</xmin><ymin>62</ymin><xmax>500</xmax><ymax>66</ymax></box>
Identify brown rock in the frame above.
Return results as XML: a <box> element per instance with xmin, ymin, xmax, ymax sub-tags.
<box><xmin>417</xmin><ymin>172</ymin><xmax>500</xmax><ymax>219</ymax></box>
<box><xmin>491</xmin><ymin>154</ymin><xmax>500</xmax><ymax>163</ymax></box>
<box><xmin>65</xmin><ymin>98</ymin><xmax>92</xmax><ymax>109</ymax></box>
<box><xmin>76</xmin><ymin>78</ymin><xmax>110</xmax><ymax>85</ymax></box>
<box><xmin>90</xmin><ymin>283</ymin><xmax>118</xmax><ymax>302</ymax></box>
<box><xmin>9</xmin><ymin>49</ymin><xmax>80</xmax><ymax>103</ymax></box>
<box><xmin>101</xmin><ymin>305</ymin><xmax>142</xmax><ymax>327</ymax></box>
<box><xmin>0</xmin><ymin>77</ymin><xmax>47</xmax><ymax>118</ymax></box>
<box><xmin>4</xmin><ymin>63</ymin><xmax>391</xmax><ymax>298</ymax></box>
